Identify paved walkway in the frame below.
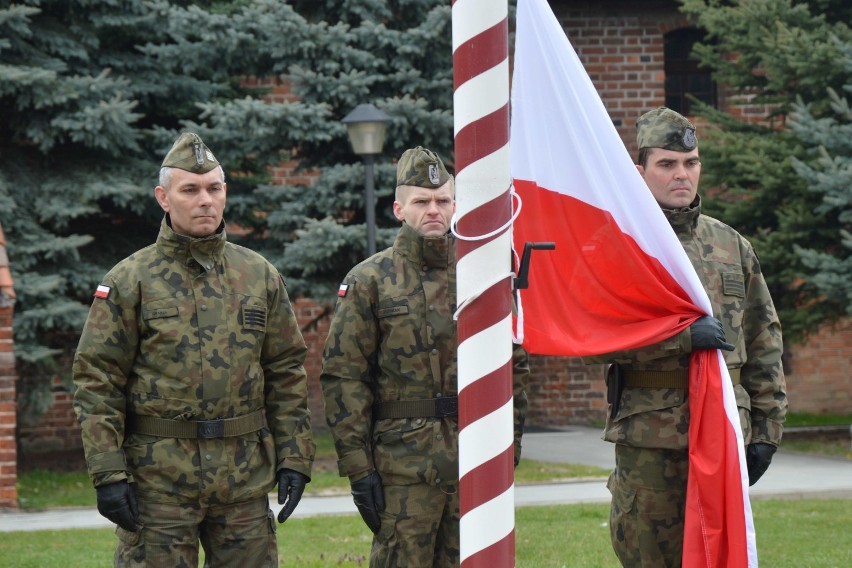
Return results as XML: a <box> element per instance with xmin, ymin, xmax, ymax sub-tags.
<box><xmin>2</xmin><ymin>426</ymin><xmax>850</xmax><ymax>532</ymax></box>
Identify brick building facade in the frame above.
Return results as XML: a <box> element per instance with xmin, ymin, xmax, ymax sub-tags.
<box><xmin>13</xmin><ymin>0</ymin><xmax>851</xmax><ymax>475</ymax></box>
<box><xmin>552</xmin><ymin>0</ymin><xmax>686</xmax><ymax>152</ymax></box>
<box><xmin>0</xmin><ymin>224</ymin><xmax>17</xmax><ymax>509</ymax></box>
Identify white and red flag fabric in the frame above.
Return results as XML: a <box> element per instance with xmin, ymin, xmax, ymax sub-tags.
<box><xmin>510</xmin><ymin>0</ymin><xmax>756</xmax><ymax>566</ymax></box>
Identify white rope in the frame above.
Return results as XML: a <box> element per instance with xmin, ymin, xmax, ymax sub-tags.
<box><xmin>451</xmin><ymin>186</ymin><xmax>522</xmax><ymax>242</ymax></box>
<box><xmin>452</xmin><ymin>186</ymin><xmax>525</xmax><ymax>346</ymax></box>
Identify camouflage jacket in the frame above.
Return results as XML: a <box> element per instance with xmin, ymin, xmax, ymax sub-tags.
<box><xmin>585</xmin><ymin>197</ymin><xmax>786</xmax><ymax>450</ymax></box>
<box><xmin>321</xmin><ymin>223</ymin><xmax>530</xmax><ymax>486</ymax></box>
<box><xmin>73</xmin><ymin>217</ymin><xmax>314</xmax><ymax>505</ymax></box>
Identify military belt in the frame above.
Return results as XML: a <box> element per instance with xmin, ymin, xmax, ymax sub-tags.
<box><xmin>374</xmin><ymin>396</ymin><xmax>458</xmax><ymax>420</ymax></box>
<box><xmin>623</xmin><ymin>368</ymin><xmax>741</xmax><ymax>388</ymax></box>
<box><xmin>127</xmin><ymin>409</ymin><xmax>266</xmax><ymax>439</ymax></box>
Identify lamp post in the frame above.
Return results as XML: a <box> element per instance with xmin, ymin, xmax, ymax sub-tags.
<box><xmin>342</xmin><ymin>103</ymin><xmax>392</xmax><ymax>256</ymax></box>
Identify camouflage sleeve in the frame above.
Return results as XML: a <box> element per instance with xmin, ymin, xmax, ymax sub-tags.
<box><xmin>739</xmin><ymin>244</ymin><xmax>786</xmax><ymax>445</ymax></box>
<box><xmin>581</xmin><ymin>329</ymin><xmax>691</xmax><ymax>365</ymax></box>
<box><xmin>512</xmin><ymin>343</ymin><xmax>530</xmax><ymax>466</ymax></box>
<box><xmin>263</xmin><ymin>273</ymin><xmax>314</xmax><ymax>477</ymax></box>
<box><xmin>72</xmin><ymin>273</ymin><xmax>138</xmax><ymax>487</ymax></box>
<box><xmin>320</xmin><ymin>276</ymin><xmax>377</xmax><ymax>480</ymax></box>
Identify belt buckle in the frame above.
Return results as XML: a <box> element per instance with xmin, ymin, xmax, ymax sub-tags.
<box><xmin>197</xmin><ymin>419</ymin><xmax>225</xmax><ymax>439</ymax></box>
<box><xmin>435</xmin><ymin>396</ymin><xmax>458</xmax><ymax>417</ymax></box>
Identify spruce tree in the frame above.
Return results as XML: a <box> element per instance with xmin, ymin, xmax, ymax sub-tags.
<box><xmin>1</xmin><ymin>0</ymin><xmax>455</xmax><ymax>415</ymax></box>
<box><xmin>0</xmin><ymin>0</ymin><xmax>336</xmax><ymax>413</ymax></box>
<box><xmin>679</xmin><ymin>0</ymin><xmax>852</xmax><ymax>341</ymax></box>
<box><xmin>259</xmin><ymin>0</ymin><xmax>454</xmax><ymax>300</ymax></box>
<box><xmin>789</xmin><ymin>79</ymin><xmax>852</xmax><ymax>316</ymax></box>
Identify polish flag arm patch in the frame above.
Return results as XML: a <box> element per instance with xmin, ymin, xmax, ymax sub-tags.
<box><xmin>94</xmin><ymin>284</ymin><xmax>111</xmax><ymax>299</ymax></box>
<box><xmin>338</xmin><ymin>283</ymin><xmax>349</xmax><ymax>297</ymax></box>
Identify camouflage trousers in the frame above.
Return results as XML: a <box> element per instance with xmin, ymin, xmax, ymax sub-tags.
<box><xmin>607</xmin><ymin>445</ymin><xmax>689</xmax><ymax>568</ymax></box>
<box><xmin>371</xmin><ymin>482</ymin><xmax>460</xmax><ymax>567</ymax></box>
<box><xmin>113</xmin><ymin>494</ymin><xmax>277</xmax><ymax>567</ymax></box>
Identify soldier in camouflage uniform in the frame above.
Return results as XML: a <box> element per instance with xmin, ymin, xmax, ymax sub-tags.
<box><xmin>72</xmin><ymin>133</ymin><xmax>314</xmax><ymax>567</ymax></box>
<box><xmin>584</xmin><ymin>108</ymin><xmax>787</xmax><ymax>567</ymax></box>
<box><xmin>321</xmin><ymin>146</ymin><xmax>530</xmax><ymax>567</ymax></box>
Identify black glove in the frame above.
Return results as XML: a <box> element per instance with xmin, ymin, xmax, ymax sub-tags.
<box><xmin>690</xmin><ymin>316</ymin><xmax>735</xmax><ymax>351</ymax></box>
<box><xmin>746</xmin><ymin>443</ymin><xmax>777</xmax><ymax>486</ymax></box>
<box><xmin>96</xmin><ymin>480</ymin><xmax>140</xmax><ymax>532</ymax></box>
<box><xmin>277</xmin><ymin>469</ymin><xmax>310</xmax><ymax>523</ymax></box>
<box><xmin>351</xmin><ymin>470</ymin><xmax>385</xmax><ymax>534</ymax></box>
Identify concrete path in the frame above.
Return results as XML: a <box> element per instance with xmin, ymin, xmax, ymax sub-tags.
<box><xmin>2</xmin><ymin>426</ymin><xmax>850</xmax><ymax>532</ymax></box>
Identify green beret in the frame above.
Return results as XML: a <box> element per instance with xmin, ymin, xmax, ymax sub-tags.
<box><xmin>636</xmin><ymin>107</ymin><xmax>697</xmax><ymax>152</ymax></box>
<box><xmin>161</xmin><ymin>132</ymin><xmax>220</xmax><ymax>173</ymax></box>
<box><xmin>396</xmin><ymin>146</ymin><xmax>450</xmax><ymax>188</ymax></box>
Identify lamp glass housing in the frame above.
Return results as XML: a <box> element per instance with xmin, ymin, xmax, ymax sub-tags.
<box><xmin>345</xmin><ymin>121</ymin><xmax>388</xmax><ymax>156</ymax></box>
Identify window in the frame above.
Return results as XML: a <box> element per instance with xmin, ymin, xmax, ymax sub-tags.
<box><xmin>664</xmin><ymin>28</ymin><xmax>717</xmax><ymax>115</ymax></box>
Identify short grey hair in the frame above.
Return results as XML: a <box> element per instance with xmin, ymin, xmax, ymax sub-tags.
<box><xmin>158</xmin><ymin>165</ymin><xmax>225</xmax><ymax>190</ymax></box>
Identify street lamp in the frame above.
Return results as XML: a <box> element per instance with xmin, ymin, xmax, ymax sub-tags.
<box><xmin>342</xmin><ymin>103</ymin><xmax>392</xmax><ymax>256</ymax></box>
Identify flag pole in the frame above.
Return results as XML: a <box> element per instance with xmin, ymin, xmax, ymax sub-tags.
<box><xmin>452</xmin><ymin>0</ymin><xmax>515</xmax><ymax>565</ymax></box>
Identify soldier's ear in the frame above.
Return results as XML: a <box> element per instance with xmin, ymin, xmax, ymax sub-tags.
<box><xmin>392</xmin><ymin>200</ymin><xmax>405</xmax><ymax>222</ymax></box>
<box><xmin>154</xmin><ymin>185</ymin><xmax>170</xmax><ymax>212</ymax></box>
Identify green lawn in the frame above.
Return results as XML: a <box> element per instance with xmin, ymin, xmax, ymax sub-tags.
<box><xmin>1</xmin><ymin>499</ymin><xmax>849</xmax><ymax>567</ymax></box>
<box><xmin>16</xmin><ymin>469</ymin><xmax>93</xmax><ymax>511</ymax></box>
<box><xmin>17</xmin><ymin>430</ymin><xmax>610</xmax><ymax>511</ymax></box>
<box><xmin>785</xmin><ymin>411</ymin><xmax>852</xmax><ymax>427</ymax></box>
<box><xmin>10</xmin><ymin>423</ymin><xmax>852</xmax><ymax>566</ymax></box>
<box><xmin>17</xmin><ymin>457</ymin><xmax>608</xmax><ymax>511</ymax></box>
<box><xmin>782</xmin><ymin>412</ymin><xmax>852</xmax><ymax>459</ymax></box>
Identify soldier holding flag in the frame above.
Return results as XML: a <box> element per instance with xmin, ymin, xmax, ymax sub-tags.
<box><xmin>585</xmin><ymin>108</ymin><xmax>787</xmax><ymax>567</ymax></box>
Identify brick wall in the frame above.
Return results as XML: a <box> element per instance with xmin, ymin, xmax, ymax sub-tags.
<box><xmin>527</xmin><ymin>356</ymin><xmax>607</xmax><ymax>426</ymax></box>
<box><xmin>0</xmin><ymin>310</ymin><xmax>17</xmax><ymax>508</ymax></box>
<box><xmin>785</xmin><ymin>319</ymin><xmax>852</xmax><ymax>415</ymax></box>
<box><xmin>292</xmin><ymin>298</ymin><xmax>333</xmax><ymax>431</ymax></box>
<box><xmin>552</xmin><ymin>0</ymin><xmax>689</xmax><ymax>155</ymax></box>
<box><xmin>1</xmin><ymin>223</ymin><xmax>17</xmax><ymax>509</ymax></box>
<box><xmin>16</xmin><ymin>376</ymin><xmax>82</xmax><ymax>470</ymax></box>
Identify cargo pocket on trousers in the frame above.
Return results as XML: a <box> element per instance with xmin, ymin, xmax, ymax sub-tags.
<box><xmin>371</xmin><ymin>506</ymin><xmax>399</xmax><ymax>566</ymax></box>
<box><xmin>116</xmin><ymin>526</ymin><xmax>142</xmax><ymax>545</ymax></box>
<box><xmin>267</xmin><ymin>508</ymin><xmax>278</xmax><ymax>535</ymax></box>
<box><xmin>266</xmin><ymin>509</ymin><xmax>278</xmax><ymax>564</ymax></box>
<box><xmin>607</xmin><ymin>473</ymin><xmax>637</xmax><ymax>556</ymax></box>
<box><xmin>115</xmin><ymin>526</ymin><xmax>143</xmax><ymax>565</ymax></box>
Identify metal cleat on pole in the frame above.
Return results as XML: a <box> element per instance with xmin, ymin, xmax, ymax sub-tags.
<box><xmin>513</xmin><ymin>242</ymin><xmax>555</xmax><ymax>290</ymax></box>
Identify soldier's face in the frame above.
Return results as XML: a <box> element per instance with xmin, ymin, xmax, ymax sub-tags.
<box><xmin>637</xmin><ymin>148</ymin><xmax>701</xmax><ymax>209</ymax></box>
<box><xmin>155</xmin><ymin>168</ymin><xmax>227</xmax><ymax>238</ymax></box>
<box><xmin>393</xmin><ymin>182</ymin><xmax>455</xmax><ymax>237</ymax></box>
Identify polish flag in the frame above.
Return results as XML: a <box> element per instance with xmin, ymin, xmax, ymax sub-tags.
<box><xmin>510</xmin><ymin>0</ymin><xmax>755</xmax><ymax>566</ymax></box>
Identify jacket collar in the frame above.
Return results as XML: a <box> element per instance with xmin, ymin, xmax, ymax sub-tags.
<box><xmin>662</xmin><ymin>195</ymin><xmax>702</xmax><ymax>234</ymax></box>
<box><xmin>156</xmin><ymin>215</ymin><xmax>226</xmax><ymax>272</ymax></box>
<box><xmin>394</xmin><ymin>222</ymin><xmax>454</xmax><ymax>269</ymax></box>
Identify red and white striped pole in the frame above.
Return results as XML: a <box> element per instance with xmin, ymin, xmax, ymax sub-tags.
<box><xmin>452</xmin><ymin>0</ymin><xmax>515</xmax><ymax>565</ymax></box>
